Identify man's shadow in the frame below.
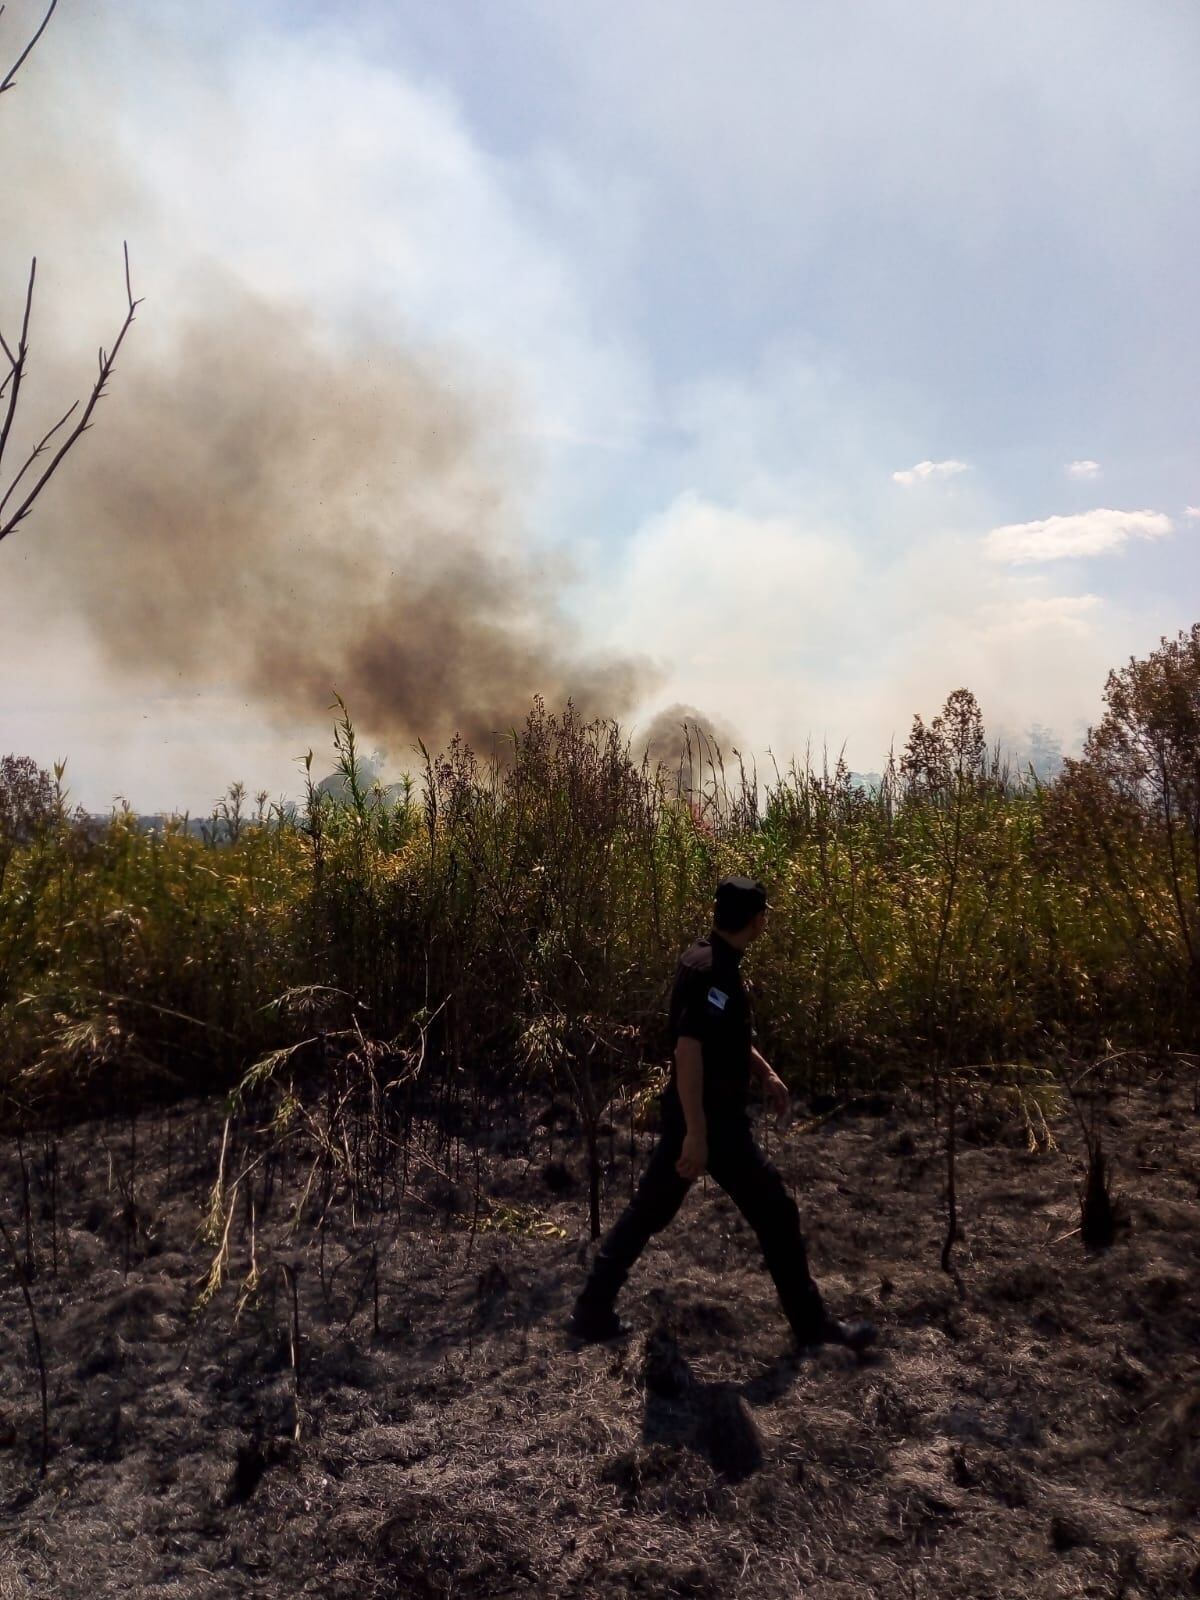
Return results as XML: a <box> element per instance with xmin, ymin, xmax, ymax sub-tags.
<box><xmin>639</xmin><ymin>1324</ymin><xmax>805</xmax><ymax>1482</ymax></box>
<box><xmin>639</xmin><ymin>1319</ymin><xmax>885</xmax><ymax>1479</ymax></box>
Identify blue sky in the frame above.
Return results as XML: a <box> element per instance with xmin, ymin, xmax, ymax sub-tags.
<box><xmin>1</xmin><ymin>0</ymin><xmax>1197</xmax><ymax>807</ymax></box>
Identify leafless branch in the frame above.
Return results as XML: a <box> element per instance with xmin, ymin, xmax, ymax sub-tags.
<box><xmin>0</xmin><ymin>0</ymin><xmax>57</xmax><ymax>96</ymax></box>
<box><xmin>0</xmin><ymin>243</ymin><xmax>142</xmax><ymax>546</ymax></box>
<box><xmin>0</xmin><ymin>258</ymin><xmax>36</xmax><ymax>478</ymax></box>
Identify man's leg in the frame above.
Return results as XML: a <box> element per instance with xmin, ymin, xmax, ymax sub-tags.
<box><xmin>571</xmin><ymin>1109</ymin><xmax>690</xmax><ymax>1335</ymax></box>
<box><xmin>707</xmin><ymin>1124</ymin><xmax>828</xmax><ymax>1342</ymax></box>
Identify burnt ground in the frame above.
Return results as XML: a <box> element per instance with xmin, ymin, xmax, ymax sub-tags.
<box><xmin>1</xmin><ymin>1070</ymin><xmax>1198</xmax><ymax>1599</ymax></box>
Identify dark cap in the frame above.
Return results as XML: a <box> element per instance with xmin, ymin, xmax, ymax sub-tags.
<box><xmin>713</xmin><ymin>875</ymin><xmax>770</xmax><ymax>931</ymax></box>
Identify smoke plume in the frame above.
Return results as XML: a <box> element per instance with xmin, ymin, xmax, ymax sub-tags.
<box><xmin>39</xmin><ymin>288</ymin><xmax>654</xmax><ymax>752</ymax></box>
<box><xmin>638</xmin><ymin>703</ymin><xmax>739</xmax><ymax>770</ymax></box>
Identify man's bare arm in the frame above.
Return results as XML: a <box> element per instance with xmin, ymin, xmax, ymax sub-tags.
<box><xmin>750</xmin><ymin>1045</ymin><xmax>790</xmax><ymax>1115</ymax></box>
<box><xmin>675</xmin><ymin>1037</ymin><xmax>707</xmax><ymax>1179</ymax></box>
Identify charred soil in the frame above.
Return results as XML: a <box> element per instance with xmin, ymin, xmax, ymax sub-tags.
<box><xmin>1</xmin><ymin>1072</ymin><xmax>1198</xmax><ymax>1598</ymax></box>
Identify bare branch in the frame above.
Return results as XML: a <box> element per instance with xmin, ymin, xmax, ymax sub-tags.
<box><xmin>0</xmin><ymin>0</ymin><xmax>57</xmax><ymax>96</ymax></box>
<box><xmin>0</xmin><ymin>246</ymin><xmax>141</xmax><ymax>546</ymax></box>
<box><xmin>0</xmin><ymin>258</ymin><xmax>35</xmax><ymax>479</ymax></box>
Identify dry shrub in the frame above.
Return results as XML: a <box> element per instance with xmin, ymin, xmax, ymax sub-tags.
<box><xmin>1081</xmin><ymin>1144</ymin><xmax>1119</xmax><ymax>1250</ymax></box>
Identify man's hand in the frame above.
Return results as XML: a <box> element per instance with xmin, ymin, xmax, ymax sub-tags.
<box><xmin>763</xmin><ymin>1071</ymin><xmax>790</xmax><ymax>1118</ymax></box>
<box><xmin>676</xmin><ymin>1131</ymin><xmax>708</xmax><ymax>1180</ymax></box>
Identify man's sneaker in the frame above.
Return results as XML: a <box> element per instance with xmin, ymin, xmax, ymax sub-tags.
<box><xmin>565</xmin><ymin>1303</ymin><xmax>629</xmax><ymax>1343</ymax></box>
<box><xmin>795</xmin><ymin>1317</ymin><xmax>878</xmax><ymax>1354</ymax></box>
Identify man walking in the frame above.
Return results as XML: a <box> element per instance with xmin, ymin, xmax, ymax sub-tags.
<box><xmin>568</xmin><ymin>876</ymin><xmax>876</xmax><ymax>1352</ymax></box>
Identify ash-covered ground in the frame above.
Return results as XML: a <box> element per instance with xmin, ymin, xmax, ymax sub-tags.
<box><xmin>1</xmin><ymin>1070</ymin><xmax>1198</xmax><ymax>1599</ymax></box>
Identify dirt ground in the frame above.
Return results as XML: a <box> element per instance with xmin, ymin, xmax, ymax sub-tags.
<box><xmin>1</xmin><ymin>1068</ymin><xmax>1198</xmax><ymax>1599</ymax></box>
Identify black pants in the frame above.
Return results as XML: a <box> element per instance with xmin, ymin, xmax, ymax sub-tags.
<box><xmin>578</xmin><ymin>1096</ymin><xmax>827</xmax><ymax>1340</ymax></box>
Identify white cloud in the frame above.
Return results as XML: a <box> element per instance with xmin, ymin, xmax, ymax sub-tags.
<box><xmin>892</xmin><ymin>459</ymin><xmax>970</xmax><ymax>487</ymax></box>
<box><xmin>985</xmin><ymin>508</ymin><xmax>1173</xmax><ymax>564</ymax></box>
<box><xmin>1185</xmin><ymin>506</ymin><xmax>1200</xmax><ymax>520</ymax></box>
<box><xmin>1066</xmin><ymin>459</ymin><xmax>1101</xmax><ymax>479</ymax></box>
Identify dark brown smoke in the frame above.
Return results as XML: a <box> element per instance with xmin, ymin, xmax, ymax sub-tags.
<box><xmin>39</xmin><ymin>287</ymin><xmax>653</xmax><ymax>751</ymax></box>
<box><xmin>639</xmin><ymin>702</ymin><xmax>739</xmax><ymax>771</ymax></box>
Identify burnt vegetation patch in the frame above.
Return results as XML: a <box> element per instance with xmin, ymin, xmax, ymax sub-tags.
<box><xmin>0</xmin><ymin>1070</ymin><xmax>1197</xmax><ymax>1599</ymax></box>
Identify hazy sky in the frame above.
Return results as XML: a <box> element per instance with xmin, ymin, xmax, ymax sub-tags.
<box><xmin>1</xmin><ymin>0</ymin><xmax>1197</xmax><ymax>809</ymax></box>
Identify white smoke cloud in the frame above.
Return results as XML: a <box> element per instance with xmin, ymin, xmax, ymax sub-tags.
<box><xmin>1066</xmin><ymin>459</ymin><xmax>1101</xmax><ymax>479</ymax></box>
<box><xmin>612</xmin><ymin>479</ymin><xmax>1117</xmax><ymax>769</ymax></box>
<box><xmin>979</xmin><ymin>594</ymin><xmax>1102</xmax><ymax>635</ymax></box>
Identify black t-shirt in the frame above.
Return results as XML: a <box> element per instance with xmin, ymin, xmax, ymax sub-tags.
<box><xmin>667</xmin><ymin>932</ymin><xmax>754</xmax><ymax>1113</ymax></box>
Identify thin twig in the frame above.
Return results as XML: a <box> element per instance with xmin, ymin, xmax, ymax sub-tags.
<box><xmin>0</xmin><ymin>258</ymin><xmax>35</xmax><ymax>476</ymax></box>
<box><xmin>280</xmin><ymin>1262</ymin><xmax>302</xmax><ymax>1442</ymax></box>
<box><xmin>0</xmin><ymin>0</ymin><xmax>58</xmax><ymax>96</ymax></box>
<box><xmin>0</xmin><ymin>1209</ymin><xmax>49</xmax><ymax>1476</ymax></box>
<box><xmin>93</xmin><ymin>989</ymin><xmax>241</xmax><ymax>1042</ymax></box>
<box><xmin>0</xmin><ymin>397</ymin><xmax>79</xmax><ymax>505</ymax></box>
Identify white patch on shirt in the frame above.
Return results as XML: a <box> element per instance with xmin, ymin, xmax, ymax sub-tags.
<box><xmin>707</xmin><ymin>987</ymin><xmax>729</xmax><ymax>1011</ymax></box>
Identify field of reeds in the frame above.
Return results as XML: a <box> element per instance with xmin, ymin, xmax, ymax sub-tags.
<box><xmin>5</xmin><ymin>635</ymin><xmax>1199</xmax><ymax>1133</ymax></box>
